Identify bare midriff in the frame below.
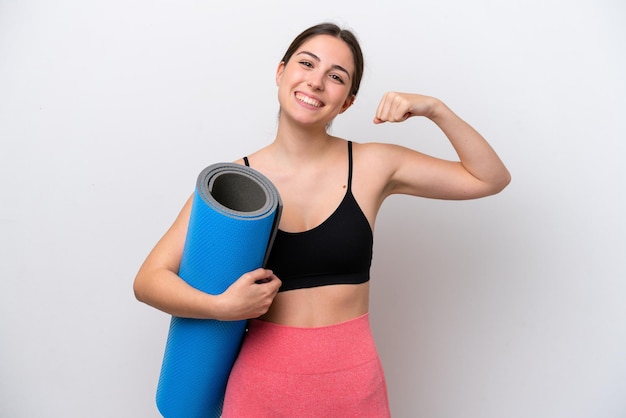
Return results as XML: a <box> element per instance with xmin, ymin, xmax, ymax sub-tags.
<box><xmin>258</xmin><ymin>282</ymin><xmax>370</xmax><ymax>327</ymax></box>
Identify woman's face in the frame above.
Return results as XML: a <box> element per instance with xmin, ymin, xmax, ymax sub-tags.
<box><xmin>276</xmin><ymin>34</ymin><xmax>355</xmax><ymax>128</ymax></box>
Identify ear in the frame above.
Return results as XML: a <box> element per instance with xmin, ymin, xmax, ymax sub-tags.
<box><xmin>275</xmin><ymin>61</ymin><xmax>286</xmax><ymax>86</ymax></box>
<box><xmin>339</xmin><ymin>94</ymin><xmax>356</xmax><ymax>114</ymax></box>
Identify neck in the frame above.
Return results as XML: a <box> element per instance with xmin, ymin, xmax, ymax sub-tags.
<box><xmin>271</xmin><ymin>114</ymin><xmax>335</xmax><ymax>163</ymax></box>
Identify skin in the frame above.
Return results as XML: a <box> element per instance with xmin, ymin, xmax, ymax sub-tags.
<box><xmin>133</xmin><ymin>34</ymin><xmax>511</xmax><ymax>327</ymax></box>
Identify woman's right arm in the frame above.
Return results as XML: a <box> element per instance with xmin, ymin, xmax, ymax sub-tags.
<box><xmin>133</xmin><ymin>194</ymin><xmax>281</xmax><ymax>320</ymax></box>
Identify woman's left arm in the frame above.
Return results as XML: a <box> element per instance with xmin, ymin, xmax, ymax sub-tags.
<box><xmin>374</xmin><ymin>92</ymin><xmax>511</xmax><ymax>200</ymax></box>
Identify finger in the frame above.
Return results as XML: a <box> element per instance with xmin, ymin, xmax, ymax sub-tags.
<box><xmin>375</xmin><ymin>92</ymin><xmax>393</xmax><ymax>122</ymax></box>
<box><xmin>247</xmin><ymin>268</ymin><xmax>275</xmax><ymax>284</ymax></box>
<box><xmin>255</xmin><ymin>272</ymin><xmax>280</xmax><ymax>287</ymax></box>
<box><xmin>390</xmin><ymin>94</ymin><xmax>411</xmax><ymax>122</ymax></box>
<box><xmin>377</xmin><ymin>92</ymin><xmax>410</xmax><ymax>123</ymax></box>
<box><xmin>238</xmin><ymin>268</ymin><xmax>267</xmax><ymax>283</ymax></box>
<box><xmin>267</xmin><ymin>274</ymin><xmax>282</xmax><ymax>290</ymax></box>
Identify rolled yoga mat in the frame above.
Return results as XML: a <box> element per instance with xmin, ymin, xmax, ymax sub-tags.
<box><xmin>156</xmin><ymin>162</ymin><xmax>282</xmax><ymax>418</ymax></box>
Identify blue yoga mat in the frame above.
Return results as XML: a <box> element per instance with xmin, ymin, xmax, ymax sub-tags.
<box><xmin>156</xmin><ymin>162</ymin><xmax>282</xmax><ymax>418</ymax></box>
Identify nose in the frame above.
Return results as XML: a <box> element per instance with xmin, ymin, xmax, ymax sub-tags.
<box><xmin>307</xmin><ymin>72</ymin><xmax>324</xmax><ymax>91</ymax></box>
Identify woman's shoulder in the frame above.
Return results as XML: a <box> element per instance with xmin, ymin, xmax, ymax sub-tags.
<box><xmin>351</xmin><ymin>139</ymin><xmax>414</xmax><ymax>150</ymax></box>
<box><xmin>350</xmin><ymin>140</ymin><xmax>418</xmax><ymax>164</ymax></box>
<box><xmin>232</xmin><ymin>144</ymin><xmax>273</xmax><ymax>166</ymax></box>
<box><xmin>333</xmin><ymin>136</ymin><xmax>393</xmax><ymax>152</ymax></box>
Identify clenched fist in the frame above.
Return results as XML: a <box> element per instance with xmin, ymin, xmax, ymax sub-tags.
<box><xmin>373</xmin><ymin>92</ymin><xmax>440</xmax><ymax>124</ymax></box>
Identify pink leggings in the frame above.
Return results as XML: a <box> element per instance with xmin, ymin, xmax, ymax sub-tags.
<box><xmin>222</xmin><ymin>313</ymin><xmax>390</xmax><ymax>417</ymax></box>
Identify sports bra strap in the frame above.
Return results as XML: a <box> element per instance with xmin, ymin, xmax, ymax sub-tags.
<box><xmin>347</xmin><ymin>140</ymin><xmax>353</xmax><ymax>192</ymax></box>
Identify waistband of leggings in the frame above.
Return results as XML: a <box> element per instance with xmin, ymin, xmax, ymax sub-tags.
<box><xmin>239</xmin><ymin>313</ymin><xmax>379</xmax><ymax>374</ymax></box>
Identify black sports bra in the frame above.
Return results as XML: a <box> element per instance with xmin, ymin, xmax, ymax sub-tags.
<box><xmin>244</xmin><ymin>141</ymin><xmax>373</xmax><ymax>292</ymax></box>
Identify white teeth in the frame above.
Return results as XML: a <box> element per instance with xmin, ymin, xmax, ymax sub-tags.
<box><xmin>296</xmin><ymin>93</ymin><xmax>322</xmax><ymax>107</ymax></box>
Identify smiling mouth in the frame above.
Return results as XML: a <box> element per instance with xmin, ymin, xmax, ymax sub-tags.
<box><xmin>295</xmin><ymin>93</ymin><xmax>323</xmax><ymax>108</ymax></box>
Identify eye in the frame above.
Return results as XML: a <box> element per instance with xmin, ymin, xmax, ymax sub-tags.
<box><xmin>330</xmin><ymin>74</ymin><xmax>345</xmax><ymax>84</ymax></box>
<box><xmin>299</xmin><ymin>60</ymin><xmax>313</xmax><ymax>68</ymax></box>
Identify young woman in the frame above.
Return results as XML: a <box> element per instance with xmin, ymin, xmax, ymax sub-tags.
<box><xmin>134</xmin><ymin>22</ymin><xmax>510</xmax><ymax>417</ymax></box>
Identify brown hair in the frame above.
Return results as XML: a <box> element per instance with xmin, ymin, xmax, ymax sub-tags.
<box><xmin>281</xmin><ymin>23</ymin><xmax>364</xmax><ymax>97</ymax></box>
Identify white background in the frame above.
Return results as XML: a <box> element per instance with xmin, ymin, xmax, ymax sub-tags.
<box><xmin>1</xmin><ymin>1</ymin><xmax>624</xmax><ymax>417</ymax></box>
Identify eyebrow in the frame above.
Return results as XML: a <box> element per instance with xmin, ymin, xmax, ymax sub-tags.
<box><xmin>296</xmin><ymin>51</ymin><xmax>351</xmax><ymax>80</ymax></box>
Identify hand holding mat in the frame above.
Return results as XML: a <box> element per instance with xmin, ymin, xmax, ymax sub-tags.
<box><xmin>156</xmin><ymin>163</ymin><xmax>282</xmax><ymax>418</ymax></box>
